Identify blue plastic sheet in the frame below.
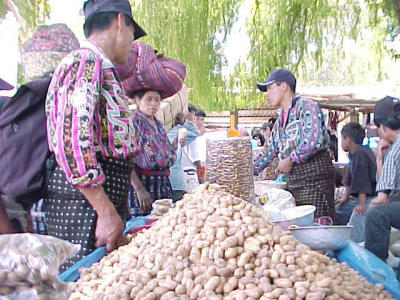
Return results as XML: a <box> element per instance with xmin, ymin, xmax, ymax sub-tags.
<box><xmin>335</xmin><ymin>242</ymin><xmax>400</xmax><ymax>300</ymax></box>
<box><xmin>59</xmin><ymin>216</ymin><xmax>147</xmax><ymax>282</ymax></box>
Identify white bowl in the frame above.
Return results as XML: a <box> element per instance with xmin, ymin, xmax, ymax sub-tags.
<box><xmin>269</xmin><ymin>205</ymin><xmax>316</xmax><ymax>230</ymax></box>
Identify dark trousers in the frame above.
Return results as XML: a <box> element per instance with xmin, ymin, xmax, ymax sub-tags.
<box><xmin>364</xmin><ymin>195</ymin><xmax>400</xmax><ymax>261</ymax></box>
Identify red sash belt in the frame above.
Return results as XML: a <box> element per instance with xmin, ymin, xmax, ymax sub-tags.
<box><xmin>135</xmin><ymin>168</ymin><xmax>170</xmax><ymax>177</ymax></box>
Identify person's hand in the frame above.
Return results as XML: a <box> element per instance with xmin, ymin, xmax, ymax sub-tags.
<box><xmin>335</xmin><ymin>197</ymin><xmax>348</xmax><ymax>206</ymax></box>
<box><xmin>136</xmin><ymin>187</ymin><xmax>152</xmax><ymax>213</ymax></box>
<box><xmin>275</xmin><ymin>157</ymin><xmax>292</xmax><ymax>175</ymax></box>
<box><xmin>371</xmin><ymin>196</ymin><xmax>389</xmax><ymax>205</ymax></box>
<box><xmin>353</xmin><ymin>203</ymin><xmax>366</xmax><ymax>215</ymax></box>
<box><xmin>94</xmin><ymin>206</ymin><xmax>124</xmax><ymax>252</ymax></box>
<box><xmin>0</xmin><ymin>220</ymin><xmax>15</xmax><ymax>234</ymax></box>
<box><xmin>179</xmin><ymin>136</ymin><xmax>187</xmax><ymax>146</ymax></box>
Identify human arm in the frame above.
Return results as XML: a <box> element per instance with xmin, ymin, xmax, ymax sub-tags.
<box><xmin>371</xmin><ymin>191</ymin><xmax>390</xmax><ymax>205</ymax></box>
<box><xmin>46</xmin><ymin>50</ymin><xmax>106</xmax><ymax>188</ymax></box>
<box><xmin>289</xmin><ymin>100</ymin><xmax>328</xmax><ymax>163</ymax></box>
<box><xmin>354</xmin><ymin>193</ymin><xmax>367</xmax><ymax>214</ymax></box>
<box><xmin>275</xmin><ymin>157</ymin><xmax>292</xmax><ymax>175</ymax></box>
<box><xmin>375</xmin><ymin>140</ymin><xmax>399</xmax><ymax>198</ymax></box>
<box><xmin>254</xmin><ymin>128</ymin><xmax>280</xmax><ymax>175</ymax></box>
<box><xmin>0</xmin><ymin>197</ymin><xmax>15</xmax><ymax>234</ymax></box>
<box><xmin>130</xmin><ymin>168</ymin><xmax>152</xmax><ymax>213</ymax></box>
<box><xmin>79</xmin><ymin>186</ymin><xmax>123</xmax><ymax>252</ymax></box>
<box><xmin>376</xmin><ymin>139</ymin><xmax>390</xmax><ymax>179</ymax></box>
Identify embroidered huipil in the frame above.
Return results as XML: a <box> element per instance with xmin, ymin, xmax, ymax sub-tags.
<box><xmin>46</xmin><ymin>41</ymin><xmax>138</xmax><ymax>188</ymax></box>
<box><xmin>254</xmin><ymin>96</ymin><xmax>330</xmax><ymax>174</ymax></box>
<box><xmin>132</xmin><ymin>110</ymin><xmax>177</xmax><ymax>171</ymax></box>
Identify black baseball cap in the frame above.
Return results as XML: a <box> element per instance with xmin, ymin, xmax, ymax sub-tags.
<box><xmin>83</xmin><ymin>0</ymin><xmax>146</xmax><ymax>40</ymax></box>
<box><xmin>0</xmin><ymin>78</ymin><xmax>13</xmax><ymax>90</ymax></box>
<box><xmin>374</xmin><ymin>96</ymin><xmax>400</xmax><ymax>123</ymax></box>
<box><xmin>257</xmin><ymin>68</ymin><xmax>297</xmax><ymax>93</ymax></box>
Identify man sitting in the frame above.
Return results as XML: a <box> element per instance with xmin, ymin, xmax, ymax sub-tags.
<box><xmin>364</xmin><ymin>96</ymin><xmax>400</xmax><ymax>262</ymax></box>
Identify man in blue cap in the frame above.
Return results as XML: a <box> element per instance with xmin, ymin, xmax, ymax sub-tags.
<box><xmin>364</xmin><ymin>96</ymin><xmax>400</xmax><ymax>262</ymax></box>
<box><xmin>44</xmin><ymin>0</ymin><xmax>146</xmax><ymax>270</ymax></box>
<box><xmin>254</xmin><ymin>69</ymin><xmax>335</xmax><ymax>221</ymax></box>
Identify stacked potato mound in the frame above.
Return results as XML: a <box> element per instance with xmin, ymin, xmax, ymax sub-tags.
<box><xmin>69</xmin><ymin>183</ymin><xmax>392</xmax><ymax>300</ymax></box>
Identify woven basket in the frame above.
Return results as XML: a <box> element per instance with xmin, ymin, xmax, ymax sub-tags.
<box><xmin>21</xmin><ymin>51</ymin><xmax>67</xmax><ymax>81</ymax></box>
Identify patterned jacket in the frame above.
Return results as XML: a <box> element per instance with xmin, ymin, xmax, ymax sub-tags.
<box><xmin>46</xmin><ymin>41</ymin><xmax>138</xmax><ymax>188</ymax></box>
<box><xmin>254</xmin><ymin>96</ymin><xmax>330</xmax><ymax>174</ymax></box>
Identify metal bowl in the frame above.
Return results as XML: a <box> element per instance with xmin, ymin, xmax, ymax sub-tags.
<box><xmin>289</xmin><ymin>225</ymin><xmax>353</xmax><ymax>251</ymax></box>
<box><xmin>269</xmin><ymin>205</ymin><xmax>316</xmax><ymax>231</ymax></box>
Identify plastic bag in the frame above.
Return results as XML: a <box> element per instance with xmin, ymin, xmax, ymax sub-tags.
<box><xmin>256</xmin><ymin>187</ymin><xmax>296</xmax><ymax>214</ymax></box>
<box><xmin>0</xmin><ymin>233</ymin><xmax>80</xmax><ymax>300</ymax></box>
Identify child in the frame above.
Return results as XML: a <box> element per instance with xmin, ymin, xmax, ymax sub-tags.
<box><xmin>335</xmin><ymin>122</ymin><xmax>377</xmax><ymax>242</ymax></box>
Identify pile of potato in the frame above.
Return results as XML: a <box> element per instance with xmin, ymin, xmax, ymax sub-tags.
<box><xmin>69</xmin><ymin>183</ymin><xmax>393</xmax><ymax>300</ymax></box>
<box><xmin>151</xmin><ymin>199</ymin><xmax>174</xmax><ymax>217</ymax></box>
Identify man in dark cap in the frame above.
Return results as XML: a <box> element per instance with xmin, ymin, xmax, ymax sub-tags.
<box><xmin>254</xmin><ymin>69</ymin><xmax>335</xmax><ymax>220</ymax></box>
<box><xmin>364</xmin><ymin>96</ymin><xmax>400</xmax><ymax>262</ymax></box>
<box><xmin>44</xmin><ymin>0</ymin><xmax>146</xmax><ymax>270</ymax></box>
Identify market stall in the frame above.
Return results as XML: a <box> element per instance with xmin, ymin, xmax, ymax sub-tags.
<box><xmin>60</xmin><ymin>183</ymin><xmax>399</xmax><ymax>300</ymax></box>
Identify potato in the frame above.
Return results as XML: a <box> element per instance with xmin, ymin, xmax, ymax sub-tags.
<box><xmin>68</xmin><ymin>184</ymin><xmax>393</xmax><ymax>300</ymax></box>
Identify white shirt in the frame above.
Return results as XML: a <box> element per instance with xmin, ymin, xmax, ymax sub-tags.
<box><xmin>182</xmin><ymin>140</ymin><xmax>201</xmax><ymax>170</ymax></box>
<box><xmin>196</xmin><ymin>134</ymin><xmax>207</xmax><ymax>163</ymax></box>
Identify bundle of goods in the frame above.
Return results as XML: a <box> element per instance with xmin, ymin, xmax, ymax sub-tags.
<box><xmin>151</xmin><ymin>199</ymin><xmax>173</xmax><ymax>217</ymax></box>
<box><xmin>21</xmin><ymin>23</ymin><xmax>80</xmax><ymax>81</ymax></box>
<box><xmin>0</xmin><ymin>234</ymin><xmax>79</xmax><ymax>300</ymax></box>
<box><xmin>116</xmin><ymin>42</ymin><xmax>186</xmax><ymax>100</ymax></box>
<box><xmin>205</xmin><ymin>133</ymin><xmax>255</xmax><ymax>203</ymax></box>
<box><xmin>69</xmin><ymin>183</ymin><xmax>393</xmax><ymax>300</ymax></box>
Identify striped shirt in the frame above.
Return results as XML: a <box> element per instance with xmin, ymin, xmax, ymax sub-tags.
<box><xmin>254</xmin><ymin>96</ymin><xmax>330</xmax><ymax>174</ymax></box>
<box><xmin>46</xmin><ymin>41</ymin><xmax>138</xmax><ymax>188</ymax></box>
<box><xmin>376</xmin><ymin>132</ymin><xmax>400</xmax><ymax>193</ymax></box>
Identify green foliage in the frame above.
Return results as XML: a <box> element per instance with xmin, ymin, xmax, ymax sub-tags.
<box><xmin>1</xmin><ymin>0</ymin><xmax>50</xmax><ymax>41</ymax></box>
<box><xmin>365</xmin><ymin>0</ymin><xmax>400</xmax><ymax>40</ymax></box>
<box><xmin>130</xmin><ymin>0</ymin><xmax>241</xmax><ymax>111</ymax></box>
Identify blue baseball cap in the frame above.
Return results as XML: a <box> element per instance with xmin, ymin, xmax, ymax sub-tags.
<box><xmin>83</xmin><ymin>0</ymin><xmax>146</xmax><ymax>40</ymax></box>
<box><xmin>257</xmin><ymin>69</ymin><xmax>297</xmax><ymax>93</ymax></box>
<box><xmin>374</xmin><ymin>96</ymin><xmax>400</xmax><ymax>123</ymax></box>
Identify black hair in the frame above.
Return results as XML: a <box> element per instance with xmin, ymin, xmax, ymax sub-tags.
<box><xmin>130</xmin><ymin>89</ymin><xmax>160</xmax><ymax>99</ymax></box>
<box><xmin>341</xmin><ymin>122</ymin><xmax>365</xmax><ymax>145</ymax></box>
<box><xmin>269</xmin><ymin>117</ymin><xmax>277</xmax><ymax>124</ymax></box>
<box><xmin>83</xmin><ymin>11</ymin><xmax>134</xmax><ymax>38</ymax></box>
<box><xmin>195</xmin><ymin>109</ymin><xmax>206</xmax><ymax>117</ymax></box>
<box><xmin>375</xmin><ymin>117</ymin><xmax>400</xmax><ymax>130</ymax></box>
<box><xmin>188</xmin><ymin>103</ymin><xmax>197</xmax><ymax>113</ymax></box>
<box><xmin>374</xmin><ymin>103</ymin><xmax>400</xmax><ymax>130</ymax></box>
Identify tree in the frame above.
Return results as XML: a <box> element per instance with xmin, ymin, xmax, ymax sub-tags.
<box><xmin>0</xmin><ymin>0</ymin><xmax>50</xmax><ymax>39</ymax></box>
<box><xmin>1</xmin><ymin>0</ymin><xmax>399</xmax><ymax>110</ymax></box>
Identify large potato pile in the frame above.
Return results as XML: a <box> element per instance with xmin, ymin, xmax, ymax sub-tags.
<box><xmin>69</xmin><ymin>184</ymin><xmax>393</xmax><ymax>300</ymax></box>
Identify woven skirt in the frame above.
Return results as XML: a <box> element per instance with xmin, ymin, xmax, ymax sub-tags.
<box><xmin>42</xmin><ymin>155</ymin><xmax>131</xmax><ymax>272</ymax></box>
<box><xmin>129</xmin><ymin>172</ymin><xmax>173</xmax><ymax>217</ymax></box>
<box><xmin>287</xmin><ymin>150</ymin><xmax>335</xmax><ymax>220</ymax></box>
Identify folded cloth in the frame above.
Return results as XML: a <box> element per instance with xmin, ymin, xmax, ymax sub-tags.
<box><xmin>116</xmin><ymin>42</ymin><xmax>186</xmax><ymax>99</ymax></box>
<box><xmin>22</xmin><ymin>23</ymin><xmax>79</xmax><ymax>53</ymax></box>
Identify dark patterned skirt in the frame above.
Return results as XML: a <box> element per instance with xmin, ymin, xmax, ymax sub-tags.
<box><xmin>287</xmin><ymin>150</ymin><xmax>335</xmax><ymax>220</ymax></box>
<box><xmin>129</xmin><ymin>168</ymin><xmax>173</xmax><ymax>217</ymax></box>
<box><xmin>42</xmin><ymin>155</ymin><xmax>131</xmax><ymax>272</ymax></box>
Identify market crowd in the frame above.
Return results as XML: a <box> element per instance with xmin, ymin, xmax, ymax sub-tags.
<box><xmin>0</xmin><ymin>0</ymin><xmax>399</xmax><ymax>271</ymax></box>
